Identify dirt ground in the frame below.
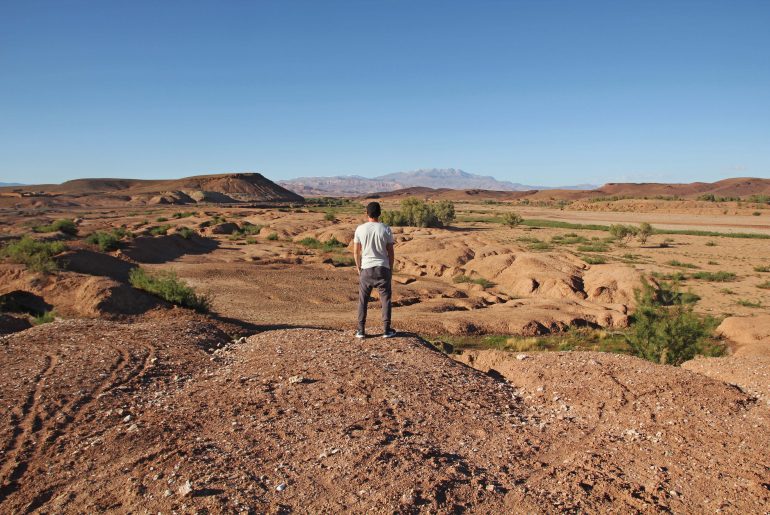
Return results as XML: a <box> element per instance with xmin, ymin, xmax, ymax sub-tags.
<box><xmin>0</xmin><ymin>317</ymin><xmax>768</xmax><ymax>513</ymax></box>
<box><xmin>1</xmin><ymin>197</ymin><xmax>770</xmax><ymax>512</ymax></box>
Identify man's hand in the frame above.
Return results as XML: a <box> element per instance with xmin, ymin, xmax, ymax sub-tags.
<box><xmin>354</xmin><ymin>241</ymin><xmax>362</xmax><ymax>274</ymax></box>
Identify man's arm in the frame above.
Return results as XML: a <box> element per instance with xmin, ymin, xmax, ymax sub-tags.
<box><xmin>387</xmin><ymin>243</ymin><xmax>395</xmax><ymax>270</ymax></box>
<box><xmin>354</xmin><ymin>242</ymin><xmax>363</xmax><ymax>273</ymax></box>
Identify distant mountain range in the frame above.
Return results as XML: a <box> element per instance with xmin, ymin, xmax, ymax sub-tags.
<box><xmin>0</xmin><ymin>182</ymin><xmax>24</xmax><ymax>187</ymax></box>
<box><xmin>279</xmin><ymin>169</ymin><xmax>596</xmax><ymax>196</ymax></box>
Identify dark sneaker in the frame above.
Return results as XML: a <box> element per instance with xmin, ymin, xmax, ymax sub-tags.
<box><xmin>355</xmin><ymin>330</ymin><xmax>366</xmax><ymax>339</ymax></box>
<box><xmin>382</xmin><ymin>328</ymin><xmax>397</xmax><ymax>338</ymax></box>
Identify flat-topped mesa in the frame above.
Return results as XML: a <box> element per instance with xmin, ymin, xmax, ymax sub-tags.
<box><xmin>3</xmin><ymin>172</ymin><xmax>305</xmax><ymax>205</ymax></box>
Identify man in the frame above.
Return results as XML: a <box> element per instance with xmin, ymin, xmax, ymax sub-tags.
<box><xmin>353</xmin><ymin>201</ymin><xmax>396</xmax><ymax>338</ymax></box>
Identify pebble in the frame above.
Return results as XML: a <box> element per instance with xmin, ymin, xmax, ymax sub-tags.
<box><xmin>178</xmin><ymin>480</ymin><xmax>193</xmax><ymax>497</ymax></box>
<box><xmin>123</xmin><ymin>415</ymin><xmax>132</xmax><ymax>423</ymax></box>
<box><xmin>516</xmin><ymin>354</ymin><xmax>530</xmax><ymax>361</ymax></box>
<box><xmin>288</xmin><ymin>375</ymin><xmax>306</xmax><ymax>384</ymax></box>
<box><xmin>276</xmin><ymin>483</ymin><xmax>287</xmax><ymax>492</ymax></box>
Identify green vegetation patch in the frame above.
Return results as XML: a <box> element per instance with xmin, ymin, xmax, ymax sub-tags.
<box><xmin>754</xmin><ymin>265</ymin><xmax>770</xmax><ymax>273</ymax></box>
<box><xmin>298</xmin><ymin>236</ymin><xmax>346</xmax><ymax>252</ymax></box>
<box><xmin>381</xmin><ymin>198</ymin><xmax>456</xmax><ymax>228</ymax></box>
<box><xmin>581</xmin><ymin>254</ymin><xmax>607</xmax><ymax>265</ymax></box>
<box><xmin>691</xmin><ymin>271</ymin><xmax>737</xmax><ymax>282</ymax></box>
<box><xmin>452</xmin><ymin>275</ymin><xmax>494</xmax><ymax>289</ymax></box>
<box><xmin>32</xmin><ymin>219</ymin><xmax>78</xmax><ymax>236</ymax></box>
<box><xmin>33</xmin><ymin>311</ymin><xmax>56</xmax><ymax>325</ymax></box>
<box><xmin>0</xmin><ymin>237</ymin><xmax>67</xmax><ymax>273</ymax></box>
<box><xmin>665</xmin><ymin>260</ymin><xmax>699</xmax><ymax>269</ymax></box>
<box><xmin>737</xmin><ymin>299</ymin><xmax>763</xmax><ymax>308</ymax></box>
<box><xmin>129</xmin><ymin>268</ymin><xmax>210</xmax><ymax>312</ymax></box>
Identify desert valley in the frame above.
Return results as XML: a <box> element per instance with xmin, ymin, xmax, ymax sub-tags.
<box><xmin>0</xmin><ymin>172</ymin><xmax>768</xmax><ymax>512</ymax></box>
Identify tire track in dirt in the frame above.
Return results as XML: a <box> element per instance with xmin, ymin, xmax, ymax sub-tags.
<box><xmin>0</xmin><ymin>354</ymin><xmax>58</xmax><ymax>502</ymax></box>
<box><xmin>0</xmin><ymin>342</ymin><xmax>156</xmax><ymax>506</ymax></box>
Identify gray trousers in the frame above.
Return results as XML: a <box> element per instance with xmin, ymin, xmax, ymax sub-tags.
<box><xmin>358</xmin><ymin>266</ymin><xmax>392</xmax><ymax>332</ymax></box>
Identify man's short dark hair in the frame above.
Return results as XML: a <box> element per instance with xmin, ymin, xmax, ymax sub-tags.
<box><xmin>366</xmin><ymin>201</ymin><xmax>381</xmax><ymax>219</ymax></box>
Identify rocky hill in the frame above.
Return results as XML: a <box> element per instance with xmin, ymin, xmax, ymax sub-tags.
<box><xmin>0</xmin><ymin>173</ymin><xmax>303</xmax><ymax>206</ymax></box>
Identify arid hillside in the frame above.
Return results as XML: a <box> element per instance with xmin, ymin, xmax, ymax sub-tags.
<box><xmin>0</xmin><ymin>173</ymin><xmax>303</xmax><ymax>207</ymax></box>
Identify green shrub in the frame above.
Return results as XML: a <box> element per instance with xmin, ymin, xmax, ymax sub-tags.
<box><xmin>128</xmin><ymin>268</ymin><xmax>210</xmax><ymax>312</ymax></box>
<box><xmin>332</xmin><ymin>255</ymin><xmax>355</xmax><ymax>267</ymax></box>
<box><xmin>453</xmin><ymin>275</ymin><xmax>494</xmax><ymax>289</ymax></box>
<box><xmin>33</xmin><ymin>311</ymin><xmax>56</xmax><ymax>325</ymax></box>
<box><xmin>754</xmin><ymin>265</ymin><xmax>770</xmax><ymax>273</ymax></box>
<box><xmin>577</xmin><ymin>243</ymin><xmax>610</xmax><ymax>252</ymax></box>
<box><xmin>705</xmin><ymin>241</ymin><xmax>717</xmax><ymax>247</ymax></box>
<box><xmin>156</xmin><ymin>217</ymin><xmax>168</xmax><ymax>222</ymax></box>
<box><xmin>502</xmin><ymin>212</ymin><xmax>523</xmax><ymax>228</ymax></box>
<box><xmin>581</xmin><ymin>254</ymin><xmax>607</xmax><ymax>264</ymax></box>
<box><xmin>176</xmin><ymin>226</ymin><xmax>196</xmax><ymax>239</ymax></box>
<box><xmin>756</xmin><ymin>281</ymin><xmax>770</xmax><ymax>290</ymax></box>
<box><xmin>380</xmin><ymin>197</ymin><xmax>444</xmax><ymax>227</ymax></box>
<box><xmin>737</xmin><ymin>299</ymin><xmax>762</xmax><ymax>308</ymax></box>
<box><xmin>665</xmin><ymin>260</ymin><xmax>699</xmax><ymax>269</ymax></box>
<box><xmin>433</xmin><ymin>200</ymin><xmax>456</xmax><ymax>225</ymax></box>
<box><xmin>324</xmin><ymin>211</ymin><xmax>337</xmax><ymax>222</ymax></box>
<box><xmin>32</xmin><ymin>218</ymin><xmax>78</xmax><ymax>236</ymax></box>
<box><xmin>609</xmin><ymin>224</ymin><xmax>638</xmax><ymax>244</ymax></box>
<box><xmin>85</xmin><ymin>231</ymin><xmax>121</xmax><ymax>251</ymax></box>
<box><xmin>298</xmin><ymin>236</ymin><xmax>346</xmax><ymax>252</ymax></box>
<box><xmin>150</xmin><ymin>225</ymin><xmax>171</xmax><ymax>236</ymax></box>
<box><xmin>752</xmin><ymin>211</ymin><xmax>761</xmax><ymax>216</ymax></box>
<box><xmin>0</xmin><ymin>237</ymin><xmax>67</xmax><ymax>273</ymax></box>
<box><xmin>626</xmin><ymin>280</ymin><xmax>722</xmax><ymax>366</ymax></box>
<box><xmin>528</xmin><ymin>241</ymin><xmax>552</xmax><ymax>251</ymax></box>
<box><xmin>651</xmin><ymin>271</ymin><xmax>688</xmax><ymax>282</ymax></box>
<box><xmin>241</xmin><ymin>223</ymin><xmax>263</xmax><ymax>235</ymax></box>
<box><xmin>267</xmin><ymin>232</ymin><xmax>279</xmax><ymax>241</ymax></box>
<box><xmin>551</xmin><ymin>234</ymin><xmax>588</xmax><ymax>245</ymax></box>
<box><xmin>692</xmin><ymin>271</ymin><xmax>736</xmax><ymax>282</ymax></box>
<box><xmin>637</xmin><ymin>222</ymin><xmax>653</xmax><ymax>245</ymax></box>
<box><xmin>172</xmin><ymin>211</ymin><xmax>195</xmax><ymax>219</ymax></box>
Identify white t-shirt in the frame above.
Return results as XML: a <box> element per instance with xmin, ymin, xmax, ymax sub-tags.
<box><xmin>353</xmin><ymin>221</ymin><xmax>395</xmax><ymax>269</ymax></box>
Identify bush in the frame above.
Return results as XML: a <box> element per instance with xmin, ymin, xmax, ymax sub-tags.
<box><xmin>241</xmin><ymin>223</ymin><xmax>263</xmax><ymax>235</ymax></box>
<box><xmin>637</xmin><ymin>222</ymin><xmax>653</xmax><ymax>245</ymax></box>
<box><xmin>33</xmin><ymin>311</ymin><xmax>56</xmax><ymax>325</ymax></box>
<box><xmin>433</xmin><ymin>200</ymin><xmax>456</xmax><ymax>225</ymax></box>
<box><xmin>128</xmin><ymin>268</ymin><xmax>210</xmax><ymax>312</ymax></box>
<box><xmin>156</xmin><ymin>217</ymin><xmax>168</xmax><ymax>222</ymax></box>
<box><xmin>324</xmin><ymin>211</ymin><xmax>336</xmax><ymax>222</ymax></box>
<box><xmin>267</xmin><ymin>232</ymin><xmax>279</xmax><ymax>241</ymax></box>
<box><xmin>298</xmin><ymin>236</ymin><xmax>346</xmax><ymax>252</ymax></box>
<box><xmin>33</xmin><ymin>218</ymin><xmax>78</xmax><ymax>236</ymax></box>
<box><xmin>502</xmin><ymin>212</ymin><xmax>523</xmax><ymax>228</ymax></box>
<box><xmin>577</xmin><ymin>243</ymin><xmax>610</xmax><ymax>252</ymax></box>
<box><xmin>150</xmin><ymin>224</ymin><xmax>171</xmax><ymax>236</ymax></box>
<box><xmin>754</xmin><ymin>265</ymin><xmax>770</xmax><ymax>273</ymax></box>
<box><xmin>453</xmin><ymin>275</ymin><xmax>494</xmax><ymax>289</ymax></box>
<box><xmin>626</xmin><ymin>280</ymin><xmax>722</xmax><ymax>366</ymax></box>
<box><xmin>756</xmin><ymin>281</ymin><xmax>770</xmax><ymax>290</ymax></box>
<box><xmin>0</xmin><ymin>237</ymin><xmax>67</xmax><ymax>273</ymax></box>
<box><xmin>665</xmin><ymin>260</ymin><xmax>699</xmax><ymax>269</ymax></box>
<box><xmin>176</xmin><ymin>226</ymin><xmax>196</xmax><ymax>239</ymax></box>
<box><xmin>381</xmin><ymin>198</ymin><xmax>450</xmax><ymax>228</ymax></box>
<box><xmin>172</xmin><ymin>211</ymin><xmax>196</xmax><ymax>219</ymax></box>
<box><xmin>691</xmin><ymin>271</ymin><xmax>736</xmax><ymax>282</ymax></box>
<box><xmin>85</xmin><ymin>231</ymin><xmax>121</xmax><ymax>251</ymax></box>
<box><xmin>581</xmin><ymin>254</ymin><xmax>607</xmax><ymax>264</ymax></box>
<box><xmin>737</xmin><ymin>299</ymin><xmax>762</xmax><ymax>308</ymax></box>
<box><xmin>609</xmin><ymin>224</ymin><xmax>638</xmax><ymax>244</ymax></box>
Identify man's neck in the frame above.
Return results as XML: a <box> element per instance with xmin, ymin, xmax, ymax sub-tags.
<box><xmin>367</xmin><ymin>217</ymin><xmax>379</xmax><ymax>223</ymax></box>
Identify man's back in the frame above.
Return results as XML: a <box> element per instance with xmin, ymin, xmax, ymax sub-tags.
<box><xmin>354</xmin><ymin>221</ymin><xmax>394</xmax><ymax>269</ymax></box>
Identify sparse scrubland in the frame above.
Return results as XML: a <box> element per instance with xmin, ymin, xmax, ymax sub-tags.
<box><xmin>0</xmin><ymin>236</ymin><xmax>67</xmax><ymax>273</ymax></box>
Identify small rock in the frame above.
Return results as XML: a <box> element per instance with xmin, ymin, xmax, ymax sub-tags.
<box><xmin>288</xmin><ymin>375</ymin><xmax>306</xmax><ymax>385</ymax></box>
<box><xmin>122</xmin><ymin>415</ymin><xmax>132</xmax><ymax>423</ymax></box>
<box><xmin>516</xmin><ymin>354</ymin><xmax>529</xmax><ymax>361</ymax></box>
<box><xmin>164</xmin><ymin>489</ymin><xmax>173</xmax><ymax>497</ymax></box>
<box><xmin>178</xmin><ymin>480</ymin><xmax>193</xmax><ymax>497</ymax></box>
<box><xmin>127</xmin><ymin>423</ymin><xmax>139</xmax><ymax>433</ymax></box>
<box><xmin>276</xmin><ymin>483</ymin><xmax>287</xmax><ymax>492</ymax></box>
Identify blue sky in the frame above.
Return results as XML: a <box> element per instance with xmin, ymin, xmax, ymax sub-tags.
<box><xmin>1</xmin><ymin>0</ymin><xmax>769</xmax><ymax>186</ymax></box>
